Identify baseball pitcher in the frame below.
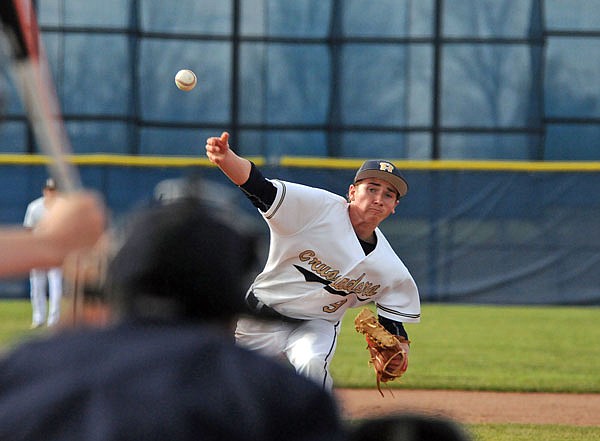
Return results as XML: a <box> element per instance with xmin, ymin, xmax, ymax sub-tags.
<box><xmin>205</xmin><ymin>132</ymin><xmax>420</xmax><ymax>391</ymax></box>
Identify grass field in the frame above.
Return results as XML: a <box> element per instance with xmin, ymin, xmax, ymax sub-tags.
<box><xmin>469</xmin><ymin>423</ymin><xmax>600</xmax><ymax>441</ymax></box>
<box><xmin>331</xmin><ymin>303</ymin><xmax>600</xmax><ymax>441</ymax></box>
<box><xmin>331</xmin><ymin>303</ymin><xmax>600</xmax><ymax>392</ymax></box>
<box><xmin>1</xmin><ymin>300</ymin><xmax>599</xmax><ymax>441</ymax></box>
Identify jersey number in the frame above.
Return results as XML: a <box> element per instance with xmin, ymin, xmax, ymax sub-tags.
<box><xmin>323</xmin><ymin>299</ymin><xmax>347</xmax><ymax>313</ymax></box>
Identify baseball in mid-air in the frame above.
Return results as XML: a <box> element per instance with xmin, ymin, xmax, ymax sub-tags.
<box><xmin>175</xmin><ymin>69</ymin><xmax>197</xmax><ymax>91</ymax></box>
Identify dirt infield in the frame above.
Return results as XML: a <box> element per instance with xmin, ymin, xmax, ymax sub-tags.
<box><xmin>335</xmin><ymin>389</ymin><xmax>600</xmax><ymax>426</ymax></box>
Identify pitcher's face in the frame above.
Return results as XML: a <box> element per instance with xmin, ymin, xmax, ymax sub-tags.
<box><xmin>348</xmin><ymin>178</ymin><xmax>399</xmax><ymax>224</ymax></box>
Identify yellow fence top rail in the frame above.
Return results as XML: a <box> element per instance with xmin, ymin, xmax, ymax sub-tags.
<box><xmin>1</xmin><ymin>154</ymin><xmax>599</xmax><ymax>172</ymax></box>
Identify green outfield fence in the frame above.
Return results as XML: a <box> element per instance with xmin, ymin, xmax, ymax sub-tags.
<box><xmin>1</xmin><ymin>154</ymin><xmax>599</xmax><ymax>305</ymax></box>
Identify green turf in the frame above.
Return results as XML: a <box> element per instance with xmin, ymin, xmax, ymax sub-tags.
<box><xmin>2</xmin><ymin>300</ymin><xmax>599</xmax><ymax>393</ymax></box>
<box><xmin>331</xmin><ymin>303</ymin><xmax>600</xmax><ymax>392</ymax></box>
<box><xmin>467</xmin><ymin>423</ymin><xmax>600</xmax><ymax>441</ymax></box>
<box><xmin>0</xmin><ymin>299</ymin><xmax>42</xmax><ymax>352</ymax></box>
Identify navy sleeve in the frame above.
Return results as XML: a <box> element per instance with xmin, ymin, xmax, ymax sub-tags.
<box><xmin>239</xmin><ymin>162</ymin><xmax>277</xmax><ymax>212</ymax></box>
<box><xmin>378</xmin><ymin>315</ymin><xmax>409</xmax><ymax>341</ymax></box>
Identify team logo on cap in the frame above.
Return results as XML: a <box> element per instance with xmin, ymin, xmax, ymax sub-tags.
<box><xmin>379</xmin><ymin>162</ymin><xmax>394</xmax><ymax>173</ymax></box>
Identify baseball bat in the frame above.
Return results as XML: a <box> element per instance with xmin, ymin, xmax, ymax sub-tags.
<box><xmin>0</xmin><ymin>0</ymin><xmax>81</xmax><ymax>193</ymax></box>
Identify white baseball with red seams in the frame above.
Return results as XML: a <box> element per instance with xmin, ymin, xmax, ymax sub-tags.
<box><xmin>174</xmin><ymin>69</ymin><xmax>197</xmax><ymax>91</ymax></box>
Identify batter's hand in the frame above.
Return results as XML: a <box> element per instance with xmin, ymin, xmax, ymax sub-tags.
<box><xmin>35</xmin><ymin>191</ymin><xmax>106</xmax><ymax>258</ymax></box>
<box><xmin>205</xmin><ymin>131</ymin><xmax>230</xmax><ymax>166</ymax></box>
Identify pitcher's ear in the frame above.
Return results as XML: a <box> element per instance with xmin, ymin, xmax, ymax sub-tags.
<box><xmin>347</xmin><ymin>184</ymin><xmax>357</xmax><ymax>201</ymax></box>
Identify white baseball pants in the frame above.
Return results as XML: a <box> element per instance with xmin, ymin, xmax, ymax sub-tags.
<box><xmin>29</xmin><ymin>267</ymin><xmax>63</xmax><ymax>327</ymax></box>
<box><xmin>235</xmin><ymin>317</ymin><xmax>340</xmax><ymax>391</ymax></box>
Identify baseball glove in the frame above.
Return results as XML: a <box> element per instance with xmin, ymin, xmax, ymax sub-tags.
<box><xmin>354</xmin><ymin>308</ymin><xmax>410</xmax><ymax>396</ymax></box>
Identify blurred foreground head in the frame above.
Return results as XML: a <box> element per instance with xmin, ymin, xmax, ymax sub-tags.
<box><xmin>104</xmin><ymin>196</ymin><xmax>257</xmax><ymax>323</ymax></box>
<box><xmin>350</xmin><ymin>413</ymin><xmax>472</xmax><ymax>441</ymax></box>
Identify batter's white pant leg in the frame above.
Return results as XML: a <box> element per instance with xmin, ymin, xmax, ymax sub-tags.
<box><xmin>46</xmin><ymin>267</ymin><xmax>63</xmax><ymax>327</ymax></box>
<box><xmin>285</xmin><ymin>319</ymin><xmax>340</xmax><ymax>391</ymax></box>
<box><xmin>29</xmin><ymin>269</ymin><xmax>47</xmax><ymax>327</ymax></box>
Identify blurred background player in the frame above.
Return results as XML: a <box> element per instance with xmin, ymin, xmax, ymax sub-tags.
<box><xmin>23</xmin><ymin>178</ymin><xmax>63</xmax><ymax>327</ymax></box>
<box><xmin>205</xmin><ymin>132</ymin><xmax>420</xmax><ymax>391</ymax></box>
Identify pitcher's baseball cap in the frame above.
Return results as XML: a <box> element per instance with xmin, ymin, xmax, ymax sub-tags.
<box><xmin>354</xmin><ymin>160</ymin><xmax>409</xmax><ymax>198</ymax></box>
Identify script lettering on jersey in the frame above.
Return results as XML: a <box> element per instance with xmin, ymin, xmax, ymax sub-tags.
<box><xmin>297</xmin><ymin>250</ymin><xmax>380</xmax><ymax>298</ymax></box>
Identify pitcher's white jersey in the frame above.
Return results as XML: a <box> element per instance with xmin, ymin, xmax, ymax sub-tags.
<box><xmin>250</xmin><ymin>179</ymin><xmax>420</xmax><ymax>324</ymax></box>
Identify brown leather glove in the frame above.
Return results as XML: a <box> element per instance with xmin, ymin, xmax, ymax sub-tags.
<box><xmin>354</xmin><ymin>308</ymin><xmax>410</xmax><ymax>396</ymax></box>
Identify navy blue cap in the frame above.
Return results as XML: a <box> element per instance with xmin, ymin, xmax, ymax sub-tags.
<box><xmin>354</xmin><ymin>160</ymin><xmax>409</xmax><ymax>198</ymax></box>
